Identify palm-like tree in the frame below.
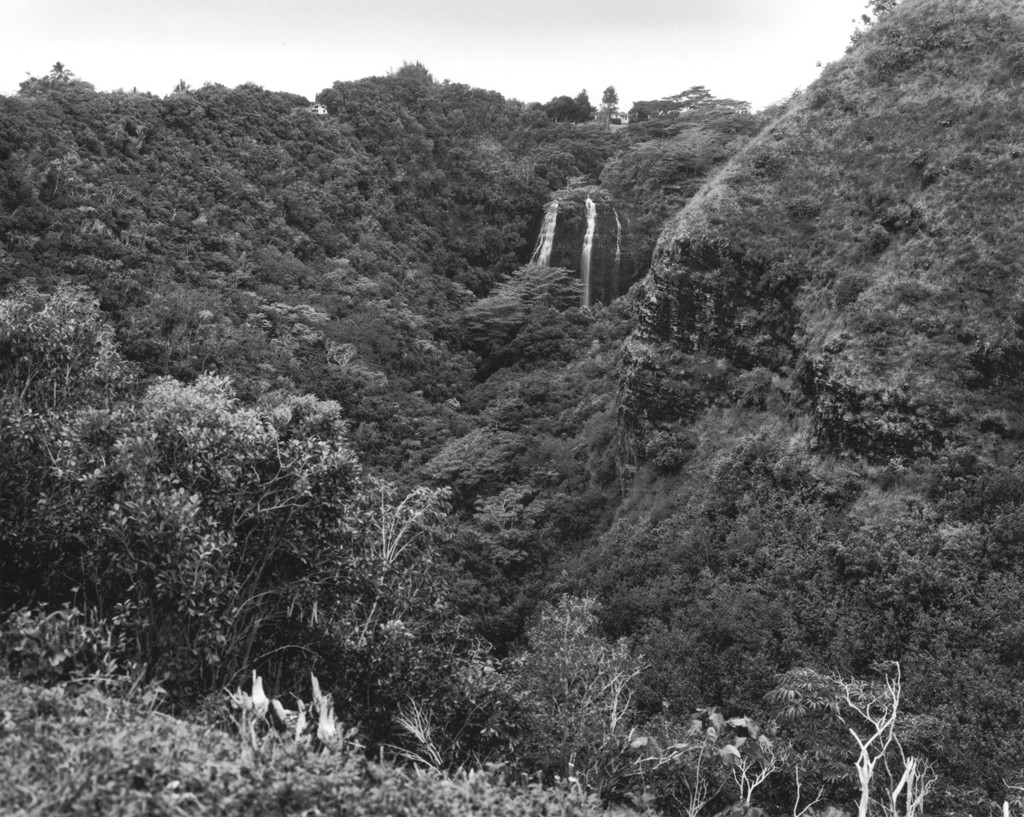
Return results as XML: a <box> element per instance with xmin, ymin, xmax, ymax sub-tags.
<box><xmin>48</xmin><ymin>62</ymin><xmax>73</xmax><ymax>84</ymax></box>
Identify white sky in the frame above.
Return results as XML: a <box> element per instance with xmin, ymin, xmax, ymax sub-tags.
<box><xmin>2</xmin><ymin>0</ymin><xmax>871</xmax><ymax>111</ymax></box>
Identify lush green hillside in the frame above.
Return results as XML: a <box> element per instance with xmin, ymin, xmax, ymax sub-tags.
<box><xmin>0</xmin><ymin>62</ymin><xmax>759</xmax><ymax>653</ymax></box>
<box><xmin>11</xmin><ymin>1</ymin><xmax>1024</xmax><ymax>813</ymax></box>
<box><xmin>631</xmin><ymin>0</ymin><xmax>1024</xmax><ymax>459</ymax></box>
<box><xmin>581</xmin><ymin>0</ymin><xmax>1024</xmax><ymax>809</ymax></box>
<box><xmin>0</xmin><ymin>58</ymin><xmax>765</xmax><ymax>815</ymax></box>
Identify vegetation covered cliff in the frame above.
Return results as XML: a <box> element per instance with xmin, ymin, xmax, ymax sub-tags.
<box><xmin>590</xmin><ymin>0</ymin><xmax>1024</xmax><ymax>807</ymax></box>
<box><xmin>629</xmin><ymin>0</ymin><xmax>1024</xmax><ymax>461</ymax></box>
<box><xmin>7</xmin><ymin>1</ymin><xmax>1024</xmax><ymax>814</ymax></box>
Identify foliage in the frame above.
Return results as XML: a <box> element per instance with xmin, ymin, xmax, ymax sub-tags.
<box><xmin>459</xmin><ymin>265</ymin><xmax>584</xmax><ymax>370</ymax></box>
<box><xmin>511</xmin><ymin>596</ymin><xmax>644</xmax><ymax>798</ymax></box>
<box><xmin>0</xmin><ymin>281</ymin><xmax>130</xmax><ymax>412</ymax></box>
<box><xmin>1</xmin><ymin>604</ymin><xmax>125</xmax><ymax>686</ymax></box>
<box><xmin>0</xmin><ymin>286</ymin><xmax>494</xmax><ymax>760</ymax></box>
<box><xmin>769</xmin><ymin>664</ymin><xmax>935</xmax><ymax>817</ymax></box>
<box><xmin>632</xmin><ymin>711</ymin><xmax>789</xmax><ymax>817</ymax></box>
<box><xmin>0</xmin><ymin>677</ymin><xmax>608</xmax><ymax>817</ymax></box>
<box><xmin>0</xmin><ymin>283</ymin><xmax>136</xmax><ymax>604</ymax></box>
<box><xmin>602</xmin><ymin>4</ymin><xmax>1024</xmax><ymax>808</ymax></box>
<box><xmin>601</xmin><ymin>92</ymin><xmax>759</xmax><ymax>270</ymax></box>
<box><xmin>541</xmin><ymin>91</ymin><xmax>595</xmax><ymax>124</ymax></box>
<box><xmin>11</xmin><ymin>4</ymin><xmax>1024</xmax><ymax>806</ymax></box>
<box><xmin>33</xmin><ymin>374</ymin><xmax>364</xmax><ymax>693</ymax></box>
<box><xmin>584</xmin><ymin>415</ymin><xmax>1024</xmax><ymax>809</ymax></box>
<box><xmin>0</xmin><ymin>66</ymin><xmax>591</xmax><ymax>474</ymax></box>
<box><xmin>0</xmin><ymin>60</ymin><xmax>646</xmax><ymax>749</ymax></box>
<box><xmin>849</xmin><ymin>1</ymin><xmax>902</xmax><ymax>47</ymax></box>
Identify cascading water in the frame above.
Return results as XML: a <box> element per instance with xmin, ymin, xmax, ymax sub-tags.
<box><xmin>580</xmin><ymin>197</ymin><xmax>597</xmax><ymax>307</ymax></box>
<box><xmin>614</xmin><ymin>209</ymin><xmax>622</xmax><ymax>274</ymax></box>
<box><xmin>530</xmin><ymin>200</ymin><xmax>559</xmax><ymax>266</ymax></box>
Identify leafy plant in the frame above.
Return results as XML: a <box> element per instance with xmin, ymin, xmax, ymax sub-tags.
<box><xmin>769</xmin><ymin>663</ymin><xmax>935</xmax><ymax>817</ymax></box>
<box><xmin>0</xmin><ymin>676</ymin><xmax>609</xmax><ymax>817</ymax></box>
<box><xmin>631</xmin><ymin>710</ymin><xmax>787</xmax><ymax>816</ymax></box>
<box><xmin>1</xmin><ymin>604</ymin><xmax>122</xmax><ymax>685</ymax></box>
<box><xmin>512</xmin><ymin>596</ymin><xmax>645</xmax><ymax>798</ymax></box>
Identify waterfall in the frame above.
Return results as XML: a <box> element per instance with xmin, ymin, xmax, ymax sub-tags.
<box><xmin>580</xmin><ymin>197</ymin><xmax>597</xmax><ymax>307</ymax></box>
<box><xmin>614</xmin><ymin>209</ymin><xmax>622</xmax><ymax>273</ymax></box>
<box><xmin>530</xmin><ymin>200</ymin><xmax>559</xmax><ymax>266</ymax></box>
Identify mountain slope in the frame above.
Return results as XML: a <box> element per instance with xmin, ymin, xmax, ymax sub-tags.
<box><xmin>628</xmin><ymin>0</ymin><xmax>1024</xmax><ymax>461</ymax></box>
<box><xmin>585</xmin><ymin>0</ymin><xmax>1024</xmax><ymax>805</ymax></box>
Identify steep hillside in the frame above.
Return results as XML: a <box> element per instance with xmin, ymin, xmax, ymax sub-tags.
<box><xmin>24</xmin><ymin>23</ymin><xmax>1024</xmax><ymax>810</ymax></box>
<box><xmin>629</xmin><ymin>0</ymin><xmax>1024</xmax><ymax>460</ymax></box>
<box><xmin>580</xmin><ymin>0</ymin><xmax>1024</xmax><ymax>806</ymax></box>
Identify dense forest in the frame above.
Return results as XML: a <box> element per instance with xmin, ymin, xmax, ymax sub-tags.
<box><xmin>5</xmin><ymin>0</ymin><xmax>1024</xmax><ymax>814</ymax></box>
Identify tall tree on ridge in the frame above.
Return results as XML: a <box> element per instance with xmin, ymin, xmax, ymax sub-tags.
<box><xmin>48</xmin><ymin>62</ymin><xmax>72</xmax><ymax>83</ymax></box>
<box><xmin>574</xmin><ymin>89</ymin><xmax>595</xmax><ymax>120</ymax></box>
<box><xmin>600</xmin><ymin>85</ymin><xmax>619</xmax><ymax>129</ymax></box>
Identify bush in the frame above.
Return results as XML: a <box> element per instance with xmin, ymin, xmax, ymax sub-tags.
<box><xmin>0</xmin><ymin>677</ymin><xmax>608</xmax><ymax>817</ymax></box>
<box><xmin>511</xmin><ymin>596</ymin><xmax>645</xmax><ymax>798</ymax></box>
<box><xmin>0</xmin><ymin>286</ymin><xmax>495</xmax><ymax>754</ymax></box>
<box><xmin>1</xmin><ymin>605</ymin><xmax>123</xmax><ymax>685</ymax></box>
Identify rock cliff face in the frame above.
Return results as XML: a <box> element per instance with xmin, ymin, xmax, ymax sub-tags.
<box><xmin>623</xmin><ymin>0</ymin><xmax>1024</xmax><ymax>466</ymax></box>
<box><xmin>530</xmin><ymin>188</ymin><xmax>637</xmax><ymax>305</ymax></box>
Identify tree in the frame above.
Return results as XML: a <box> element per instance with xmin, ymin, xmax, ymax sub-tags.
<box><xmin>632</xmin><ymin>711</ymin><xmax>790</xmax><ymax>816</ymax></box>
<box><xmin>849</xmin><ymin>0</ymin><xmax>899</xmax><ymax>47</ymax></box>
<box><xmin>543</xmin><ymin>94</ymin><xmax>594</xmax><ymax>124</ymax></box>
<box><xmin>394</xmin><ymin>61</ymin><xmax>434</xmax><ymax>84</ymax></box>
<box><xmin>18</xmin><ymin>62</ymin><xmax>94</xmax><ymax>95</ymax></box>
<box><xmin>0</xmin><ymin>282</ymin><xmax>129</xmax><ymax>413</ymax></box>
<box><xmin>600</xmin><ymin>86</ymin><xmax>619</xmax><ymax>128</ymax></box>
<box><xmin>769</xmin><ymin>663</ymin><xmax>935</xmax><ymax>817</ymax></box>
<box><xmin>36</xmin><ymin>375</ymin><xmax>365</xmax><ymax>689</ymax></box>
<box><xmin>458</xmin><ymin>265</ymin><xmax>583</xmax><ymax>372</ymax></box>
<box><xmin>49</xmin><ymin>62</ymin><xmax>72</xmax><ymax>83</ymax></box>
<box><xmin>626</xmin><ymin>86</ymin><xmax>750</xmax><ymax>121</ymax></box>
<box><xmin>574</xmin><ymin>89</ymin><xmax>595</xmax><ymax>120</ymax></box>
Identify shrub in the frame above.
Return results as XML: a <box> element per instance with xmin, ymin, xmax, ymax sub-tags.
<box><xmin>0</xmin><ymin>677</ymin><xmax>607</xmax><ymax>817</ymax></box>
<box><xmin>511</xmin><ymin>596</ymin><xmax>645</xmax><ymax>798</ymax></box>
<box><xmin>0</xmin><ymin>286</ymin><xmax>492</xmax><ymax>752</ymax></box>
<box><xmin>1</xmin><ymin>604</ymin><xmax>123</xmax><ymax>685</ymax></box>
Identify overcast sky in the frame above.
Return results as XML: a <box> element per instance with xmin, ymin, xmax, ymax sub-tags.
<box><xmin>2</xmin><ymin>0</ymin><xmax>871</xmax><ymax>111</ymax></box>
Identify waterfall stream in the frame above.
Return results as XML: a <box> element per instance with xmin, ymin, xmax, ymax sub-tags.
<box><xmin>580</xmin><ymin>197</ymin><xmax>597</xmax><ymax>307</ymax></box>
<box><xmin>530</xmin><ymin>200</ymin><xmax>559</xmax><ymax>266</ymax></box>
<box><xmin>614</xmin><ymin>209</ymin><xmax>622</xmax><ymax>274</ymax></box>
